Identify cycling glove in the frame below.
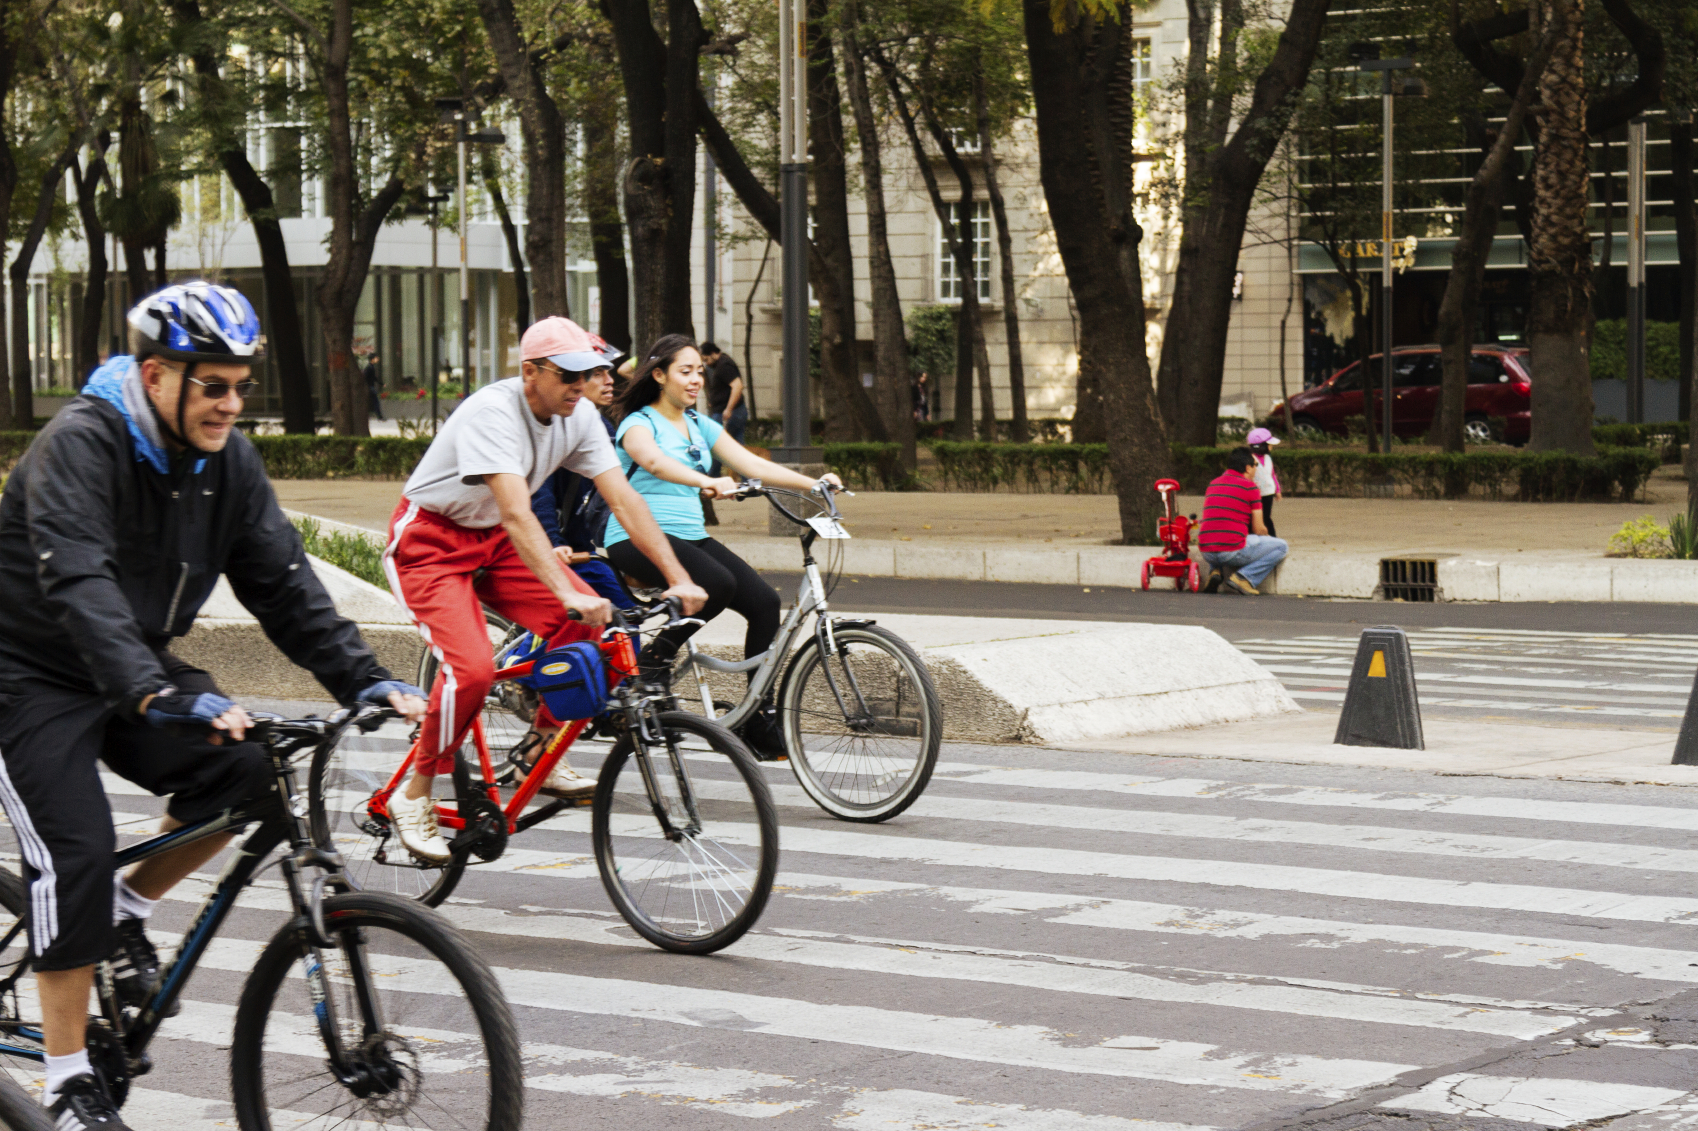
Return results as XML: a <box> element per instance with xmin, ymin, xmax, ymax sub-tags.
<box><xmin>357</xmin><ymin>679</ymin><xmax>426</xmax><ymax>705</ymax></box>
<box><xmin>145</xmin><ymin>692</ymin><xmax>236</xmax><ymax>729</ymax></box>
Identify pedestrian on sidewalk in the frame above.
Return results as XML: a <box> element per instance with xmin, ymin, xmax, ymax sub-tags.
<box><xmin>1246</xmin><ymin>427</ymin><xmax>1281</xmax><ymax>538</ymax></box>
<box><xmin>1199</xmin><ymin>447</ymin><xmax>1288</xmax><ymax>596</ymax></box>
<box><xmin>363</xmin><ymin>354</ymin><xmax>384</xmax><ymax>421</ymax></box>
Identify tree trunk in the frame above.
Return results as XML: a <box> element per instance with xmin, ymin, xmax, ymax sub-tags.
<box><xmin>808</xmin><ymin>0</ymin><xmax>883</xmax><ymax>443</ymax></box>
<box><xmin>172</xmin><ymin>0</ymin><xmax>314</xmax><ymax>433</ymax></box>
<box><xmin>0</xmin><ymin>13</ymin><xmax>15</xmax><ymax>431</ymax></box>
<box><xmin>842</xmin><ymin>9</ymin><xmax>915</xmax><ymax>467</ymax></box>
<box><xmin>314</xmin><ymin>0</ymin><xmax>408</xmax><ymax>436</ymax></box>
<box><xmin>73</xmin><ymin>139</ymin><xmax>110</xmax><ymax>386</ymax></box>
<box><xmin>1671</xmin><ymin>115</ymin><xmax>1695</xmax><ymax>431</ymax></box>
<box><xmin>922</xmin><ymin>107</ymin><xmax>997</xmax><ymax>440</ymax></box>
<box><xmin>1432</xmin><ymin>27</ymin><xmax>1553</xmax><ymax>453</ymax></box>
<box><xmin>11</xmin><ymin>140</ymin><xmax>81</xmax><ymax>424</ymax></box>
<box><xmin>1526</xmin><ymin>0</ymin><xmax>1595</xmax><ymax>455</ymax></box>
<box><xmin>1023</xmin><ymin>0</ymin><xmax>1166</xmax><ymax>542</ymax></box>
<box><xmin>977</xmin><ymin>76</ymin><xmax>1028</xmax><ymax>443</ymax></box>
<box><xmin>953</xmin><ymin>302</ymin><xmax>973</xmax><ymax>438</ymax></box>
<box><xmin>1153</xmin><ymin>0</ymin><xmax>1333</xmax><ymax>448</ymax></box>
<box><xmin>582</xmin><ymin>89</ymin><xmax>630</xmax><ymax>352</ymax></box>
<box><xmin>606</xmin><ymin>0</ymin><xmax>699</xmax><ymax>348</ymax></box>
<box><xmin>481</xmin><ymin>152</ymin><xmax>529</xmax><ymax>337</ymax></box>
<box><xmin>476</xmin><ymin>0</ymin><xmax>570</xmax><ymax>318</ymax></box>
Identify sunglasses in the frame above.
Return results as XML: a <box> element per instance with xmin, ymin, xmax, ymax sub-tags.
<box><xmin>184</xmin><ymin>374</ymin><xmax>257</xmax><ymax>400</ymax></box>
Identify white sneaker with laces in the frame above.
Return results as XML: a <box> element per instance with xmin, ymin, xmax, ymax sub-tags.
<box><xmin>389</xmin><ymin>793</ymin><xmax>452</xmax><ymax>862</ymax></box>
<box><xmin>533</xmin><ymin>759</ymin><xmax>597</xmax><ymax>799</ymax></box>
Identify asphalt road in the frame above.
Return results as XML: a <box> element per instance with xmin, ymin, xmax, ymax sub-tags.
<box><xmin>775</xmin><ymin>572</ymin><xmax>1698</xmax><ymax>730</ymax></box>
<box><xmin>39</xmin><ymin>729</ymin><xmax>1698</xmax><ymax>1131</ymax></box>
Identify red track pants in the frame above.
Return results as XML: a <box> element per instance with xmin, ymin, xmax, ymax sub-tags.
<box><xmin>383</xmin><ymin>499</ymin><xmax>596</xmax><ymax>776</ymax></box>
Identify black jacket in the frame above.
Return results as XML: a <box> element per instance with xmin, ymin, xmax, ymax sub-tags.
<box><xmin>0</xmin><ymin>360</ymin><xmax>391</xmax><ymax>713</ymax></box>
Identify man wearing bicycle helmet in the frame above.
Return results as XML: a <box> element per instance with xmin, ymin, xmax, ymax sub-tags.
<box><xmin>384</xmin><ymin>316</ymin><xmax>705</xmax><ymax>863</ymax></box>
<box><xmin>0</xmin><ymin>282</ymin><xmax>428</xmax><ymax>1131</ymax></box>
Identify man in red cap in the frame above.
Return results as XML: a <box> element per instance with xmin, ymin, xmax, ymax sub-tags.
<box><xmin>382</xmin><ymin>316</ymin><xmax>706</xmax><ymax>861</ymax></box>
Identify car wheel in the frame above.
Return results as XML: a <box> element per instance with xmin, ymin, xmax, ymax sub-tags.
<box><xmin>1463</xmin><ymin>415</ymin><xmax>1495</xmax><ymax>444</ymax></box>
<box><xmin>1291</xmin><ymin>415</ymin><xmax>1325</xmax><ymax>439</ymax></box>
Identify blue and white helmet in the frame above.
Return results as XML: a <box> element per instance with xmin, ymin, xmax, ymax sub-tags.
<box><xmin>127</xmin><ymin>281</ymin><xmax>264</xmax><ymax>364</ymax></box>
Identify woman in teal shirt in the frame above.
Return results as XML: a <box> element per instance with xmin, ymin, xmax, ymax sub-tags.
<box><xmin>605</xmin><ymin>334</ymin><xmax>841</xmax><ymax>757</ymax></box>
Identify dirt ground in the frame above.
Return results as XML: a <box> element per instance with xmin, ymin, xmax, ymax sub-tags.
<box><xmin>271</xmin><ymin>467</ymin><xmax>1691</xmax><ymax>556</ymax></box>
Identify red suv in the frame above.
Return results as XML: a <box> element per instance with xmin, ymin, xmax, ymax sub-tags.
<box><xmin>1274</xmin><ymin>347</ymin><xmax>1532</xmax><ymax>444</ymax></box>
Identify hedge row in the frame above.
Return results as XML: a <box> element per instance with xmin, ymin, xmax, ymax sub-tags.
<box><xmin>1592</xmin><ymin>422</ymin><xmax>1687</xmax><ymax>463</ymax></box>
<box><xmin>251</xmin><ymin>435</ymin><xmax>432</xmax><ymax>478</ymax></box>
<box><xmin>930</xmin><ymin>441</ymin><xmax>1112</xmax><ymax>493</ymax></box>
<box><xmin>1172</xmin><ymin>445</ymin><xmax>1661</xmax><ymax>502</ymax></box>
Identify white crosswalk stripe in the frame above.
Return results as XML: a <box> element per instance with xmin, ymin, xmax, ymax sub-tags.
<box><xmin>1233</xmin><ymin>628</ymin><xmax>1698</xmax><ymax>722</ymax></box>
<box><xmin>17</xmin><ymin>723</ymin><xmax>1698</xmax><ymax>1129</ymax></box>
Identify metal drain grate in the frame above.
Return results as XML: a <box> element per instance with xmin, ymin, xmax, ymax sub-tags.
<box><xmin>1379</xmin><ymin>558</ymin><xmax>1437</xmax><ymax>602</ymax></box>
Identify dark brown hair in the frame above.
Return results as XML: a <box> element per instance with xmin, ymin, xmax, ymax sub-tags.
<box><xmin>614</xmin><ymin>333</ymin><xmax>700</xmax><ymax>421</ymax></box>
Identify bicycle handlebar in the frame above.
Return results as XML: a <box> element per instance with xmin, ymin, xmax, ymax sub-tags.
<box><xmin>245</xmin><ymin>703</ymin><xmax>395</xmax><ymax>748</ymax></box>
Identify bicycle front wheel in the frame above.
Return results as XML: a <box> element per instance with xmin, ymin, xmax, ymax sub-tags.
<box><xmin>592</xmin><ymin>711</ymin><xmax>778</xmax><ymax>954</ymax></box>
<box><xmin>778</xmin><ymin>624</ymin><xmax>942</xmax><ymax>822</ymax></box>
<box><xmin>230</xmin><ymin>891</ymin><xmax>522</xmax><ymax>1131</ymax></box>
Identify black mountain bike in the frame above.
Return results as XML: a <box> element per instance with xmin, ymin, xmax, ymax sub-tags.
<box><xmin>0</xmin><ymin>706</ymin><xmax>522</xmax><ymax>1131</ymax></box>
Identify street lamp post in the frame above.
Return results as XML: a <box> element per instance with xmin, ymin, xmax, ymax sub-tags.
<box><xmin>436</xmin><ymin>99</ymin><xmax>507</xmax><ymax>398</ymax></box>
<box><xmin>1353</xmin><ymin>44</ymin><xmax>1423</xmax><ymax>455</ymax></box>
<box><xmin>1627</xmin><ymin>116</ymin><xmax>1647</xmax><ymax>424</ymax></box>
<box><xmin>773</xmin><ymin>0</ymin><xmax>816</xmax><ymax>465</ymax></box>
<box><xmin>414</xmin><ymin>190</ymin><xmax>452</xmax><ymax>434</ymax></box>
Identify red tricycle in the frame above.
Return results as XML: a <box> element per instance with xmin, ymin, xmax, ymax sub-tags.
<box><xmin>1140</xmin><ymin>478</ymin><xmax>1203</xmax><ymax>592</ymax></box>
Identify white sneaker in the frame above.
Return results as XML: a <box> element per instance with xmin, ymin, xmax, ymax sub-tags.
<box><xmin>389</xmin><ymin>793</ymin><xmax>452</xmax><ymax>863</ymax></box>
<box><xmin>532</xmin><ymin>759</ymin><xmax>597</xmax><ymax>800</ymax></box>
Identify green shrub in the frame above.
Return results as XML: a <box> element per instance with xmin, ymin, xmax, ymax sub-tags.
<box><xmin>906</xmin><ymin>304</ymin><xmax>956</xmax><ymax>380</ymax></box>
<box><xmin>1591</xmin><ymin>319</ymin><xmax>1682</xmax><ymax>382</ymax></box>
<box><xmin>291</xmin><ymin>516</ymin><xmax>388</xmax><ymax>587</ymax></box>
<box><xmin>1592</xmin><ymin>421</ymin><xmax>1686</xmax><ymax>463</ymax></box>
<box><xmin>929</xmin><ymin>442</ymin><xmax>1112</xmax><ymax>493</ymax></box>
<box><xmin>249</xmin><ymin>435</ymin><xmax>431</xmax><ymax>479</ymax></box>
<box><xmin>1172</xmin><ymin>445</ymin><xmax>1660</xmax><ymax>502</ymax></box>
<box><xmin>822</xmin><ymin>442</ymin><xmax>911</xmax><ymax>490</ymax></box>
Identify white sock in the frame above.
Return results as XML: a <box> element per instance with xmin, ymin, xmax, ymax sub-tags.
<box><xmin>43</xmin><ymin>1049</ymin><xmax>91</xmax><ymax>1105</ymax></box>
<box><xmin>113</xmin><ymin>876</ymin><xmax>157</xmax><ymax>924</ymax></box>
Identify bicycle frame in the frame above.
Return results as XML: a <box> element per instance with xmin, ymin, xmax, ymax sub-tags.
<box><xmin>0</xmin><ymin>715</ymin><xmax>371</xmax><ymax>1087</ymax></box>
<box><xmin>359</xmin><ymin>629</ymin><xmax>640</xmax><ymax>840</ymax></box>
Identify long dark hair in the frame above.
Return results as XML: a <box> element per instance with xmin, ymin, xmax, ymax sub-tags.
<box><xmin>614</xmin><ymin>333</ymin><xmax>699</xmax><ymax>421</ymax></box>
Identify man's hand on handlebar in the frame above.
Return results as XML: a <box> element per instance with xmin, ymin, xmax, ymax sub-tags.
<box><xmin>563</xmin><ymin>588</ymin><xmax>614</xmax><ymax>626</ymax></box>
<box><xmin>813</xmin><ymin>473</ymin><xmax>845</xmax><ymax>496</ymax></box>
<box><xmin>663</xmin><ymin>581</ymin><xmax>710</xmax><ymax>615</ymax></box>
<box><xmin>143</xmin><ymin>692</ymin><xmax>253</xmax><ymax>743</ymax></box>
<box><xmin>357</xmin><ymin>679</ymin><xmax>428</xmax><ymax>727</ymax></box>
<box><xmin>554</xmin><ymin>546</ymin><xmax>595</xmax><ymax>567</ymax></box>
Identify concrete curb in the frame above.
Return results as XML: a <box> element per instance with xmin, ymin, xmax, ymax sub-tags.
<box><xmin>721</xmin><ymin>537</ymin><xmax>1698</xmax><ymax>603</ymax></box>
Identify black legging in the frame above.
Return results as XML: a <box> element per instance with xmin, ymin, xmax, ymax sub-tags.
<box><xmin>606</xmin><ymin>535</ymin><xmax>780</xmax><ymax>677</ymax></box>
<box><xmin>1261</xmin><ymin>495</ymin><xmax>1277</xmax><ymax>538</ymax></box>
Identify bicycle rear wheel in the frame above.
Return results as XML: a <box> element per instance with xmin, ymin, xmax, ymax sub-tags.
<box><xmin>308</xmin><ymin>728</ymin><xmax>466</xmax><ymax>906</ymax></box>
<box><xmin>778</xmin><ymin>624</ymin><xmax>942</xmax><ymax>822</ymax></box>
<box><xmin>230</xmin><ymin>891</ymin><xmax>522</xmax><ymax>1131</ymax></box>
<box><xmin>0</xmin><ymin>869</ymin><xmax>39</xmax><ymax>1106</ymax></box>
<box><xmin>592</xmin><ymin>711</ymin><xmax>777</xmax><ymax>954</ymax></box>
<box><xmin>0</xmin><ymin>1073</ymin><xmax>49</xmax><ymax>1131</ymax></box>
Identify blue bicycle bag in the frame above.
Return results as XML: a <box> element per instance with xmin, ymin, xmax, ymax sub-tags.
<box><xmin>529</xmin><ymin>641</ymin><xmax>610</xmax><ymax>720</ymax></box>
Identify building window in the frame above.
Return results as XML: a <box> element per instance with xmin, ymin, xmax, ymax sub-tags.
<box><xmin>939</xmin><ymin>201</ymin><xmax>991</xmax><ymax>302</ymax></box>
<box><xmin>1132</xmin><ymin>37</ymin><xmax>1152</xmax><ymax>88</ymax></box>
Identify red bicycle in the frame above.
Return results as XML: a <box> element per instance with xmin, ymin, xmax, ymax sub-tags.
<box><xmin>306</xmin><ymin>600</ymin><xmax>780</xmax><ymax>954</ymax></box>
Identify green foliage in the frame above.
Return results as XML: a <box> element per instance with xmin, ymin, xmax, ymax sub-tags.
<box><xmin>1591</xmin><ymin>421</ymin><xmax>1687</xmax><ymax>463</ymax></box>
<box><xmin>1171</xmin><ymin>446</ymin><xmax>1662</xmax><ymax>502</ymax></box>
<box><xmin>1591</xmin><ymin>320</ymin><xmax>1683</xmax><ymax>383</ymax></box>
<box><xmin>248</xmin><ymin>435</ymin><xmax>429</xmax><ymax>479</ymax></box>
<box><xmin>929</xmin><ymin>442</ymin><xmax>1112</xmax><ymax>493</ymax></box>
<box><xmin>1609</xmin><ymin>515</ymin><xmax>1673</xmax><ymax>558</ymax></box>
<box><xmin>906</xmin><ymin>305</ymin><xmax>956</xmax><ymax>380</ymax></box>
<box><xmin>1668</xmin><ymin>505</ymin><xmax>1698</xmax><ymax>560</ymax></box>
<box><xmin>290</xmin><ymin>516</ymin><xmax>388</xmax><ymax>588</ymax></box>
<box><xmin>822</xmin><ymin>443</ymin><xmax>912</xmax><ymax>490</ymax></box>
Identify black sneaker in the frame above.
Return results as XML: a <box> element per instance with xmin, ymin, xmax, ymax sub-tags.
<box><xmin>736</xmin><ymin>706</ymin><xmax>789</xmax><ymax>762</ymax></box>
<box><xmin>110</xmin><ymin>919</ymin><xmax>177</xmax><ymax>1017</ymax></box>
<box><xmin>48</xmin><ymin>1073</ymin><xmax>132</xmax><ymax>1131</ymax></box>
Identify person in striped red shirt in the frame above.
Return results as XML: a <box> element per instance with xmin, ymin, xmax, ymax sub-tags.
<box><xmin>1198</xmin><ymin>447</ymin><xmax>1288</xmax><ymax>596</ymax></box>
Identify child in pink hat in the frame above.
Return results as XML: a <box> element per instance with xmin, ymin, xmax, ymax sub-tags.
<box><xmin>1246</xmin><ymin>426</ymin><xmax>1281</xmax><ymax>537</ymax></box>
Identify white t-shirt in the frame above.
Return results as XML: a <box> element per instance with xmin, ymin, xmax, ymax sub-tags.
<box><xmin>402</xmin><ymin>378</ymin><xmax>620</xmax><ymax>529</ymax></box>
<box><xmin>1252</xmin><ymin>452</ymin><xmax>1278</xmax><ymax>496</ymax></box>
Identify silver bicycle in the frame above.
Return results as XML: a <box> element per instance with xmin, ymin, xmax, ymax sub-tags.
<box><xmin>668</xmin><ymin>481</ymin><xmax>942</xmax><ymax>822</ymax></box>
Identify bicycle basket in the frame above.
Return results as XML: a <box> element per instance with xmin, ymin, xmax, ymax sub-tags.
<box><xmin>529</xmin><ymin>641</ymin><xmax>610</xmax><ymax>720</ymax></box>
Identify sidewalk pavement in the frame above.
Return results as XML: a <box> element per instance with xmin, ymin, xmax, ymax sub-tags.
<box><xmin>273</xmin><ymin>480</ymin><xmax>1698</xmax><ymax>603</ymax></box>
